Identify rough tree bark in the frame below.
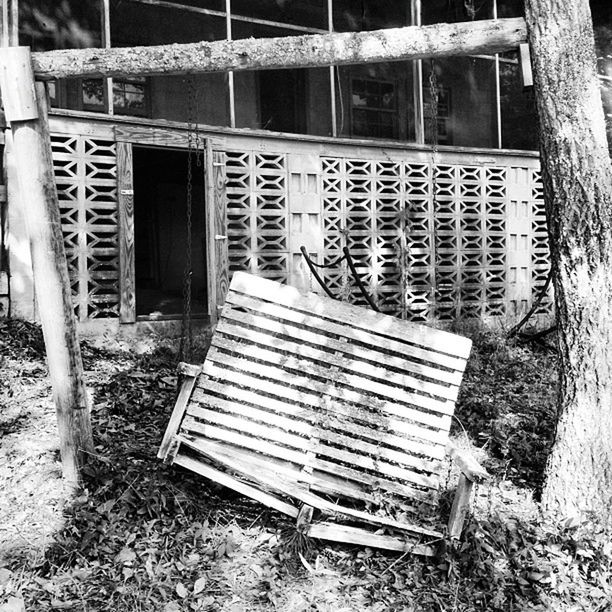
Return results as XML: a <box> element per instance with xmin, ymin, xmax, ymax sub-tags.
<box><xmin>30</xmin><ymin>17</ymin><xmax>526</xmax><ymax>80</ymax></box>
<box><xmin>525</xmin><ymin>0</ymin><xmax>612</xmax><ymax>525</ymax></box>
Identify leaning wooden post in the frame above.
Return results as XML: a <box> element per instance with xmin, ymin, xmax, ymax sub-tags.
<box><xmin>0</xmin><ymin>47</ymin><xmax>93</xmax><ymax>484</ymax></box>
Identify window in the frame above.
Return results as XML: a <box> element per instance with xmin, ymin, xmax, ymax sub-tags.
<box><xmin>80</xmin><ymin>77</ymin><xmax>150</xmax><ymax>117</ymax></box>
<box><xmin>351</xmin><ymin>78</ymin><xmax>398</xmax><ymax>139</ymax></box>
<box><xmin>113</xmin><ymin>77</ymin><xmax>149</xmax><ymax>116</ymax></box>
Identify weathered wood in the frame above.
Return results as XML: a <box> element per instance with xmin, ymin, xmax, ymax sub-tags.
<box><xmin>185</xmin><ymin>403</ymin><xmax>442</xmax><ymax>489</ymax></box>
<box><xmin>307</xmin><ymin>523</ymin><xmax>436</xmax><ymax>556</ymax></box>
<box><xmin>206</xmin><ymin>346</ymin><xmax>456</xmax><ymax>418</ymax></box>
<box><xmin>159</xmin><ymin>272</ymin><xmax>475</xmax><ymax>551</ymax></box>
<box><xmin>182</xmin><ymin>423</ymin><xmax>433</xmax><ymax>502</ymax></box>
<box><xmin>196</xmin><ymin>438</ymin><xmax>381</xmax><ymax>503</ymax></box>
<box><xmin>0</xmin><ymin>51</ymin><xmax>93</xmax><ymax>483</ymax></box>
<box><xmin>207</xmin><ymin>146</ymin><xmax>228</xmax><ymax>322</ymax></box>
<box><xmin>173</xmin><ymin>451</ymin><xmax>299</xmax><ymax>518</ymax></box>
<box><xmin>158</xmin><ymin>369</ymin><xmax>199</xmax><ymax>460</ymax></box>
<box><xmin>190</xmin><ymin>386</ymin><xmax>446</xmax><ymax>462</ymax></box>
<box><xmin>0</xmin><ymin>48</ymin><xmax>38</xmax><ymax>122</ymax></box>
<box><xmin>446</xmin><ymin>441</ymin><xmax>488</xmax><ymax>483</ymax></box>
<box><xmin>182</xmin><ymin>411</ymin><xmax>439</xmax><ymax>489</ymax></box>
<box><xmin>117</xmin><ymin>141</ymin><xmax>136</xmax><ymax>323</ymax></box>
<box><xmin>217</xmin><ymin>314</ymin><xmax>464</xmax><ymax>386</ymax></box>
<box><xmin>199</xmin><ymin>359</ymin><xmax>451</xmax><ymax>444</ymax></box>
<box><xmin>447</xmin><ymin>474</ymin><xmax>474</xmax><ymax>539</ymax></box>
<box><xmin>519</xmin><ymin>43</ymin><xmax>533</xmax><ymax>88</ymax></box>
<box><xmin>179</xmin><ymin>436</ymin><xmax>442</xmax><ymax>539</ymax></box>
<box><xmin>213</xmin><ymin>331</ymin><xmax>460</xmax><ymax>401</ymax></box>
<box><xmin>228</xmin><ymin>272</ymin><xmax>472</xmax><ymax>361</ymax></box>
<box><xmin>296</xmin><ymin>505</ymin><xmax>314</xmax><ymax>533</ymax></box>
<box><xmin>30</xmin><ymin>18</ymin><xmax>527</xmax><ymax>80</ymax></box>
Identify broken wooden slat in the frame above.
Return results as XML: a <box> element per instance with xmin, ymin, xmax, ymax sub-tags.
<box><xmin>173</xmin><ymin>451</ymin><xmax>299</xmax><ymax>519</ymax></box>
<box><xmin>157</xmin><ymin>363</ymin><xmax>201</xmax><ymax>460</ymax></box>
<box><xmin>182</xmin><ymin>412</ymin><xmax>441</xmax><ymax>490</ymax></box>
<box><xmin>195</xmin><ymin>438</ymin><xmax>382</xmax><ymax>503</ymax></box>
<box><xmin>307</xmin><ymin>523</ymin><xmax>437</xmax><ymax>556</ymax></box>
<box><xmin>182</xmin><ymin>424</ymin><xmax>435</xmax><ymax>502</ymax></box>
<box><xmin>179</xmin><ymin>436</ymin><xmax>443</xmax><ymax>539</ymax></box>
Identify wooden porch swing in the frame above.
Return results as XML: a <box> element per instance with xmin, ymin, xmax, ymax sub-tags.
<box><xmin>158</xmin><ymin>272</ymin><xmax>487</xmax><ymax>554</ymax></box>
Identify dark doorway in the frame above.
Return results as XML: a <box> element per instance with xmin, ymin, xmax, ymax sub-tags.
<box><xmin>133</xmin><ymin>146</ymin><xmax>207</xmax><ymax>318</ymax></box>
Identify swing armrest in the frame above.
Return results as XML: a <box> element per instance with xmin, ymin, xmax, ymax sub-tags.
<box><xmin>445</xmin><ymin>441</ymin><xmax>488</xmax><ymax>539</ymax></box>
<box><xmin>446</xmin><ymin>440</ymin><xmax>488</xmax><ymax>483</ymax></box>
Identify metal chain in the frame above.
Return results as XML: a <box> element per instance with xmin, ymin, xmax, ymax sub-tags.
<box><xmin>428</xmin><ymin>61</ymin><xmax>440</xmax><ymax>317</ymax></box>
<box><xmin>179</xmin><ymin>77</ymin><xmax>195</xmax><ymax>362</ymax></box>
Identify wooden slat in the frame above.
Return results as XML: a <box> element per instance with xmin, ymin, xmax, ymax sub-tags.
<box><xmin>179</xmin><ymin>422</ymin><xmax>435</xmax><ymax>501</ymax></box>
<box><xmin>217</xmin><ymin>314</ymin><xmax>463</xmax><ymax>386</ymax></box>
<box><xmin>198</xmin><ymin>362</ymin><xmax>451</xmax><ymax>448</ymax></box>
<box><xmin>195</xmin><ymin>438</ymin><xmax>381</xmax><ymax>503</ymax></box>
<box><xmin>224</xmin><ymin>290</ymin><xmax>468</xmax><ymax>373</ymax></box>
<box><xmin>213</xmin><ymin>327</ymin><xmax>459</xmax><ymax>401</ymax></box>
<box><xmin>179</xmin><ymin>436</ymin><xmax>442</xmax><ymax>539</ymax></box>
<box><xmin>186</xmin><ymin>400</ymin><xmax>441</xmax><ymax>479</ymax></box>
<box><xmin>228</xmin><ymin>271</ymin><xmax>472</xmax><ymax>359</ymax></box>
<box><xmin>307</xmin><ymin>523</ymin><xmax>437</xmax><ymax>556</ymax></box>
<box><xmin>173</xmin><ymin>452</ymin><xmax>299</xmax><ymax>518</ymax></box>
<box><xmin>157</xmin><ymin>370</ymin><xmax>199</xmax><ymax>459</ymax></box>
<box><xmin>190</xmin><ymin>386</ymin><xmax>445</xmax><ymax>461</ymax></box>
<box><xmin>207</xmin><ymin>346</ymin><xmax>456</xmax><ymax>418</ymax></box>
<box><xmin>181</xmin><ymin>412</ymin><xmax>440</xmax><ymax>490</ymax></box>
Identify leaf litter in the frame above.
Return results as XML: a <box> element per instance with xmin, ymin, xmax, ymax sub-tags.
<box><xmin>0</xmin><ymin>319</ymin><xmax>610</xmax><ymax>611</ymax></box>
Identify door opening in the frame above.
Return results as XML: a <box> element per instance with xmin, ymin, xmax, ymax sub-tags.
<box><xmin>133</xmin><ymin>146</ymin><xmax>207</xmax><ymax>318</ymax></box>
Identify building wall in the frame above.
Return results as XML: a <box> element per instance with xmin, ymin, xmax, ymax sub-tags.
<box><xmin>3</xmin><ymin>114</ymin><xmax>552</xmax><ymax>334</ymax></box>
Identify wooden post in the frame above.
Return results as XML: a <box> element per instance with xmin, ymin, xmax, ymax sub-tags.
<box><xmin>0</xmin><ymin>47</ymin><xmax>93</xmax><ymax>484</ymax></box>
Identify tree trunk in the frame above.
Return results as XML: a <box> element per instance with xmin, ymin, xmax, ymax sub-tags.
<box><xmin>525</xmin><ymin>0</ymin><xmax>612</xmax><ymax>525</ymax></box>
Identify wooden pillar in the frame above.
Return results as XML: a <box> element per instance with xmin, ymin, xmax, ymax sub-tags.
<box><xmin>0</xmin><ymin>46</ymin><xmax>93</xmax><ymax>484</ymax></box>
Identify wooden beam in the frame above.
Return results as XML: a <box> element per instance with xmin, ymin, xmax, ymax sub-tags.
<box><xmin>30</xmin><ymin>17</ymin><xmax>527</xmax><ymax>81</ymax></box>
<box><xmin>0</xmin><ymin>47</ymin><xmax>93</xmax><ymax>484</ymax></box>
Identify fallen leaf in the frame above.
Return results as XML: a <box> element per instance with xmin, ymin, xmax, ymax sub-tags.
<box><xmin>193</xmin><ymin>576</ymin><xmax>207</xmax><ymax>595</ymax></box>
<box><xmin>175</xmin><ymin>582</ymin><xmax>188</xmax><ymax>598</ymax></box>
<box><xmin>0</xmin><ymin>597</ymin><xmax>25</xmax><ymax>612</ymax></box>
<box><xmin>0</xmin><ymin>568</ymin><xmax>13</xmax><ymax>586</ymax></box>
<box><xmin>115</xmin><ymin>547</ymin><xmax>137</xmax><ymax>564</ymax></box>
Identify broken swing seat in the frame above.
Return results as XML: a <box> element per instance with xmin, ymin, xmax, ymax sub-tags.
<box><xmin>158</xmin><ymin>272</ymin><xmax>487</xmax><ymax>555</ymax></box>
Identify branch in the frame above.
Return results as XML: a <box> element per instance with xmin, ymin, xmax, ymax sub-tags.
<box><xmin>30</xmin><ymin>17</ymin><xmax>527</xmax><ymax>80</ymax></box>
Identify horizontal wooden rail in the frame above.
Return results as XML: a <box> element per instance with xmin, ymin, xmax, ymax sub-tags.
<box><xmin>30</xmin><ymin>17</ymin><xmax>527</xmax><ymax>80</ymax></box>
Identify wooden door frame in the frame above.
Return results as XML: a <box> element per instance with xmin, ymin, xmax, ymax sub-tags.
<box><xmin>114</xmin><ymin>126</ymin><xmax>225</xmax><ymax>323</ymax></box>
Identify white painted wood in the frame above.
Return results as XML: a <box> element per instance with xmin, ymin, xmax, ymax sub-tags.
<box><xmin>198</xmin><ymin>361</ymin><xmax>451</xmax><ymax>444</ymax></box>
<box><xmin>307</xmin><ymin>523</ymin><xmax>437</xmax><ymax>556</ymax></box>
